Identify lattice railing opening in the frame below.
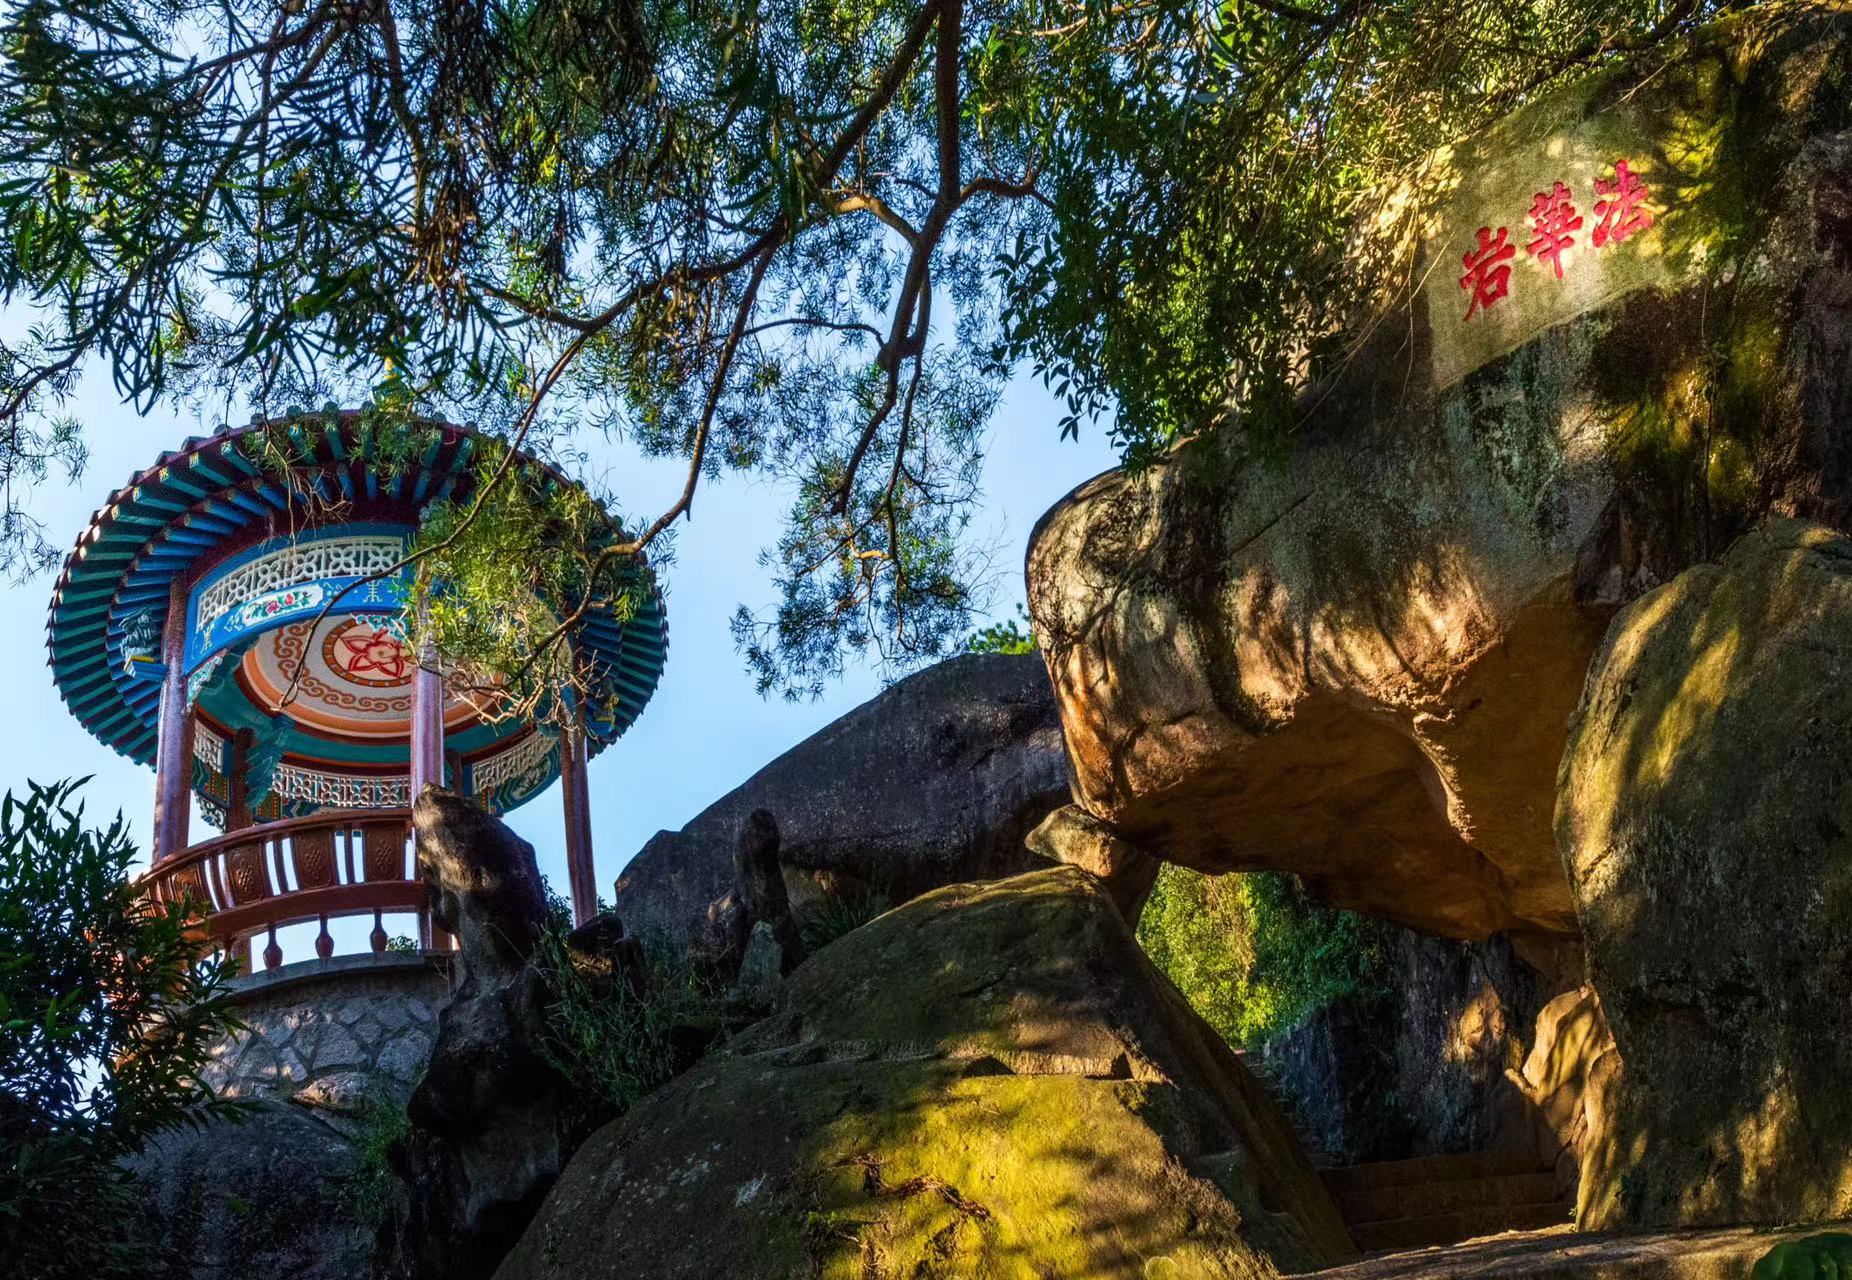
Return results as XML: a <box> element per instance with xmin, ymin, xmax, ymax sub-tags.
<box><xmin>470</xmin><ymin>731</ymin><xmax>557</xmax><ymax>798</ymax></box>
<box><xmin>193</xmin><ymin>719</ymin><xmax>227</xmax><ymax>771</ymax></box>
<box><xmin>271</xmin><ymin>763</ymin><xmax>411</xmax><ymax>810</ymax></box>
<box><xmin>195</xmin><ymin>535</ymin><xmax>407</xmax><ymax>634</ymax></box>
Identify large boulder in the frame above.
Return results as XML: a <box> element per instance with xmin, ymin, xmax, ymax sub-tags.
<box><xmin>1558</xmin><ymin>519</ymin><xmax>1852</xmax><ymax>1229</ymax></box>
<box><xmin>1026</xmin><ymin>803</ymin><xmax>1163</xmax><ymax>922</ymax></box>
<box><xmin>131</xmin><ymin>1098</ymin><xmax>378</xmax><ymax>1280</ymax></box>
<box><xmin>379</xmin><ymin>790</ymin><xmax>596</xmax><ymax>1280</ymax></box>
<box><xmin>1026</xmin><ymin>7</ymin><xmax>1852</xmax><ymax>950</ymax></box>
<box><xmin>496</xmin><ymin>866</ymin><xmax>1355</xmax><ymax>1279</ymax></box>
<box><xmin>613</xmin><ymin>652</ymin><xmax>1069</xmax><ymax>944</ymax></box>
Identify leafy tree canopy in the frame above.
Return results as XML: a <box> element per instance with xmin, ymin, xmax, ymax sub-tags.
<box><xmin>0</xmin><ymin>0</ymin><xmax>1723</xmax><ymax>695</ymax></box>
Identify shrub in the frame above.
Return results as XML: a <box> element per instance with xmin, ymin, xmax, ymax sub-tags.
<box><xmin>0</xmin><ymin>779</ymin><xmax>244</xmax><ymax>1280</ymax></box>
<box><xmin>531</xmin><ymin>925</ymin><xmax>719</xmax><ymax>1116</ymax></box>
<box><xmin>1754</xmin><ymin>1234</ymin><xmax>1852</xmax><ymax>1280</ymax></box>
<box><xmin>1136</xmin><ymin>865</ymin><xmax>1391</xmax><ymax>1050</ymax></box>
<box><xmin>344</xmin><ymin>1086</ymin><xmax>412</xmax><ymax>1229</ymax></box>
<box><xmin>797</xmin><ymin>888</ymin><xmax>891</xmax><ymax>953</ymax></box>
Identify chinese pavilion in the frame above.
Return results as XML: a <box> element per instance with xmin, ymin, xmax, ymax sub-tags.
<box><xmin>45</xmin><ymin>410</ymin><xmax>667</xmax><ymax>970</ymax></box>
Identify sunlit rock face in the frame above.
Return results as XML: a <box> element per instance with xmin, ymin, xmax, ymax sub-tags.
<box><xmin>1027</xmin><ymin>5</ymin><xmax>1852</xmax><ymax>952</ymax></box>
<box><xmin>1560</xmin><ymin>519</ymin><xmax>1852</xmax><ymax>1230</ymax></box>
<box><xmin>496</xmin><ymin>867</ymin><xmax>1355</xmax><ymax>1279</ymax></box>
<box><xmin>1515</xmin><ymin>986</ymin><xmax>1619</xmax><ymax>1211</ymax></box>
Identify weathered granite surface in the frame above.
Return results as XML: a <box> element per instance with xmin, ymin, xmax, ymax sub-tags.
<box><xmin>1262</xmin><ymin>931</ymin><xmax>1555</xmax><ymax>1169</ymax></box>
<box><xmin>381</xmin><ymin>790</ymin><xmax>598</xmax><ymax>1280</ymax></box>
<box><xmin>499</xmin><ymin>867</ymin><xmax>1356</xmax><ymax>1279</ymax></box>
<box><xmin>1560</xmin><ymin>520</ymin><xmax>1852</xmax><ymax>1229</ymax></box>
<box><xmin>1025</xmin><ymin>5</ymin><xmax>1852</xmax><ymax>951</ymax></box>
<box><xmin>1285</xmin><ymin>1221</ymin><xmax>1852</xmax><ymax>1280</ymax></box>
<box><xmin>613</xmin><ymin>652</ymin><xmax>1069</xmax><ymax>947</ymax></box>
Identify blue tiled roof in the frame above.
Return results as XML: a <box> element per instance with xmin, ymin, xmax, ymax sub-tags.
<box><xmin>45</xmin><ymin>410</ymin><xmax>668</xmax><ymax>799</ymax></box>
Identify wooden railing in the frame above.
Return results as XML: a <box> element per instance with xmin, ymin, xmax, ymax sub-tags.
<box><xmin>140</xmin><ymin>808</ymin><xmax>452</xmax><ymax>971</ymax></box>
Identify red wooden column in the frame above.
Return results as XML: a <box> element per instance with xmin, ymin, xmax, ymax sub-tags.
<box><xmin>409</xmin><ymin>631</ymin><xmax>452</xmax><ymax>951</ymax></box>
<box><xmin>225</xmin><ymin>726</ymin><xmax>256</xmax><ymax>973</ymax></box>
<box><xmin>560</xmin><ymin>722</ymin><xmax>596</xmax><ymax>926</ymax></box>
<box><xmin>226</xmin><ymin>727</ymin><xmax>254</xmax><ymax>831</ymax></box>
<box><xmin>410</xmin><ymin>636</ymin><xmax>444</xmax><ymax>800</ymax></box>
<box><xmin>151</xmin><ymin>577</ymin><xmax>195</xmax><ymax>862</ymax></box>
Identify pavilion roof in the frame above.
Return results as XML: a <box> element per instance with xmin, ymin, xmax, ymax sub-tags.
<box><xmin>45</xmin><ymin>410</ymin><xmax>668</xmax><ymax>805</ymax></box>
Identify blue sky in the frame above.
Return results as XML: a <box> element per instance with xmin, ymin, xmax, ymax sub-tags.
<box><xmin>0</xmin><ymin>356</ymin><xmax>1117</xmax><ymax>959</ymax></box>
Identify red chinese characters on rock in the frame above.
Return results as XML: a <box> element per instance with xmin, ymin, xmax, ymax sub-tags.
<box><xmin>1526</xmin><ymin>180</ymin><xmax>1582</xmax><ymax>279</ymax></box>
<box><xmin>1457</xmin><ymin>159</ymin><xmax>1651</xmax><ymax>321</ymax></box>
<box><xmin>1459</xmin><ymin>226</ymin><xmax>1516</xmax><ymax>320</ymax></box>
<box><xmin>1593</xmin><ymin>158</ymin><xmax>1653</xmax><ymax>246</ymax></box>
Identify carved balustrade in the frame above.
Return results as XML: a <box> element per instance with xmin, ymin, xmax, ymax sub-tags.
<box><xmin>139</xmin><ymin>808</ymin><xmax>451</xmax><ymax>970</ymax></box>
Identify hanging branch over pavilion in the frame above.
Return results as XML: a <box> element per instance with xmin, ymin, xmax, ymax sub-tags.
<box><xmin>0</xmin><ymin>0</ymin><xmax>1727</xmax><ymax>693</ymax></box>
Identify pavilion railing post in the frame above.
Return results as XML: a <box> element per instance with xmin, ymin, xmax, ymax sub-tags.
<box><xmin>561</xmin><ymin>719</ymin><xmax>596</xmax><ymax>928</ymax></box>
<box><xmin>151</xmin><ymin>576</ymin><xmax>194</xmax><ymax>862</ymax></box>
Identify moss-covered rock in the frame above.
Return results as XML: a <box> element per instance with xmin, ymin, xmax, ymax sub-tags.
<box><xmin>1027</xmin><ymin>4</ymin><xmax>1852</xmax><ymax>952</ymax></box>
<box><xmin>1558</xmin><ymin>519</ymin><xmax>1852</xmax><ymax>1229</ymax></box>
<box><xmin>495</xmin><ymin>867</ymin><xmax>1355</xmax><ymax>1279</ymax></box>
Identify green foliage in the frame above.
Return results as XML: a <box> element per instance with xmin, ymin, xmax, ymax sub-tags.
<box><xmin>343</xmin><ymin>1086</ymin><xmax>413</xmax><ymax>1230</ymax></box>
<box><xmin>1755</xmin><ymin>1235</ymin><xmax>1852</xmax><ymax>1280</ymax></box>
<box><xmin>1136</xmin><ymin>864</ymin><xmax>1389</xmax><ymax>1050</ymax></box>
<box><xmin>0</xmin><ymin>410</ymin><xmax>83</xmax><ymax>581</ymax></box>
<box><xmin>411</xmin><ymin>447</ymin><xmax>658</xmax><ymax>731</ymax></box>
<box><xmin>0</xmin><ymin>779</ymin><xmax>244</xmax><ymax>1280</ymax></box>
<box><xmin>531</xmin><ymin>924</ymin><xmax>719</xmax><ymax>1116</ymax></box>
<box><xmin>0</xmin><ymin>0</ymin><xmax>1724</xmax><ymax>693</ymax></box>
<box><xmin>797</xmin><ymin>887</ymin><xmax>892</xmax><ymax>953</ymax></box>
<box><xmin>963</xmin><ymin>605</ymin><xmax>1037</xmax><ymax>655</ymax></box>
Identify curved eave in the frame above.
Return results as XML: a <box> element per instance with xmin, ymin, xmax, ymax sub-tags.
<box><xmin>45</xmin><ymin>411</ymin><xmax>671</xmax><ymax>778</ymax></box>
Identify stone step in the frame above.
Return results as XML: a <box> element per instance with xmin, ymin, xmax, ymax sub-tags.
<box><xmin>1287</xmin><ymin>1219</ymin><xmax>1852</xmax><ymax>1280</ymax></box>
<box><xmin>1335</xmin><ymin>1170</ymin><xmax>1562</xmax><ymax>1226</ymax></box>
<box><xmin>1320</xmin><ymin>1150</ymin><xmax>1548</xmax><ymax>1195</ymax></box>
<box><xmin>1348</xmin><ymin>1200</ymin><xmax>1574</xmax><ymax>1254</ymax></box>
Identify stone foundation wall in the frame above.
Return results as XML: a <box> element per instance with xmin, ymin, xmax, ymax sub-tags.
<box><xmin>202</xmin><ymin>951</ymin><xmax>452</xmax><ymax>1104</ymax></box>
